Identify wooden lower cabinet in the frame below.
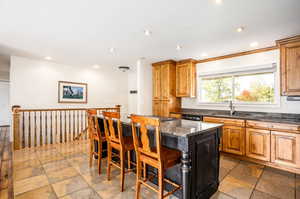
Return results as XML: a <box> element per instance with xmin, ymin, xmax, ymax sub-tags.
<box><xmin>152</xmin><ymin>100</ymin><xmax>161</xmax><ymax>116</ymax></box>
<box><xmin>152</xmin><ymin>100</ymin><xmax>174</xmax><ymax>117</ymax></box>
<box><xmin>246</xmin><ymin>128</ymin><xmax>271</xmax><ymax>161</ymax></box>
<box><xmin>223</xmin><ymin>126</ymin><xmax>245</xmax><ymax>156</ymax></box>
<box><xmin>271</xmin><ymin>131</ymin><xmax>300</xmax><ymax>168</ymax></box>
<box><xmin>160</xmin><ymin>100</ymin><xmax>170</xmax><ymax>117</ymax></box>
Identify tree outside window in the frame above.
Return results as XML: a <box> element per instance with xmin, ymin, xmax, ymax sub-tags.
<box><xmin>200</xmin><ymin>72</ymin><xmax>275</xmax><ymax>104</ymax></box>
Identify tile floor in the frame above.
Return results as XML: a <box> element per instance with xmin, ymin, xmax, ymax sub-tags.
<box><xmin>13</xmin><ymin>140</ymin><xmax>300</xmax><ymax>199</ymax></box>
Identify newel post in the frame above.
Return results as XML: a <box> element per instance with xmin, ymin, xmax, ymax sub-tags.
<box><xmin>12</xmin><ymin>105</ymin><xmax>21</xmax><ymax>150</ymax></box>
<box><xmin>115</xmin><ymin>105</ymin><xmax>121</xmax><ymax>113</ymax></box>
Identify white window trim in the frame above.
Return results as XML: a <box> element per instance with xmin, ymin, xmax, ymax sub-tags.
<box><xmin>197</xmin><ymin>63</ymin><xmax>281</xmax><ymax>108</ymax></box>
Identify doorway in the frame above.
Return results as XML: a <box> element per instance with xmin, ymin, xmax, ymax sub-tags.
<box><xmin>0</xmin><ymin>81</ymin><xmax>9</xmax><ymax>126</ymax></box>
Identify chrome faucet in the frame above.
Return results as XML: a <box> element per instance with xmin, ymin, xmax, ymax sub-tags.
<box><xmin>229</xmin><ymin>100</ymin><xmax>235</xmax><ymax>116</ymax></box>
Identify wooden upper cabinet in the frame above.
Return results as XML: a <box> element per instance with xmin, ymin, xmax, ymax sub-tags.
<box><xmin>223</xmin><ymin>126</ymin><xmax>245</xmax><ymax>155</ymax></box>
<box><xmin>160</xmin><ymin>64</ymin><xmax>170</xmax><ymax>100</ymax></box>
<box><xmin>152</xmin><ymin>65</ymin><xmax>161</xmax><ymax>100</ymax></box>
<box><xmin>277</xmin><ymin>35</ymin><xmax>300</xmax><ymax>96</ymax></box>
<box><xmin>271</xmin><ymin>131</ymin><xmax>300</xmax><ymax>168</ymax></box>
<box><xmin>176</xmin><ymin>59</ymin><xmax>196</xmax><ymax>97</ymax></box>
<box><xmin>246</xmin><ymin>128</ymin><xmax>271</xmax><ymax>161</ymax></box>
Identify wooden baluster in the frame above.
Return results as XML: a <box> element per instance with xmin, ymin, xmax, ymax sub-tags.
<box><xmin>55</xmin><ymin>111</ymin><xmax>58</xmax><ymax>144</ymax></box>
<box><xmin>22</xmin><ymin>112</ymin><xmax>25</xmax><ymax>148</ymax></box>
<box><xmin>73</xmin><ymin>110</ymin><xmax>76</xmax><ymax>139</ymax></box>
<box><xmin>50</xmin><ymin>111</ymin><xmax>53</xmax><ymax>144</ymax></box>
<box><xmin>64</xmin><ymin>110</ymin><xmax>67</xmax><ymax>143</ymax></box>
<box><xmin>77</xmin><ymin>111</ymin><xmax>80</xmax><ymax>140</ymax></box>
<box><xmin>81</xmin><ymin>110</ymin><xmax>83</xmax><ymax>139</ymax></box>
<box><xmin>69</xmin><ymin>110</ymin><xmax>72</xmax><ymax>141</ymax></box>
<box><xmin>34</xmin><ymin>111</ymin><xmax>37</xmax><ymax>147</ymax></box>
<box><xmin>45</xmin><ymin>111</ymin><xmax>48</xmax><ymax>145</ymax></box>
<box><xmin>40</xmin><ymin>111</ymin><xmax>42</xmax><ymax>146</ymax></box>
<box><xmin>60</xmin><ymin>111</ymin><xmax>62</xmax><ymax>143</ymax></box>
<box><xmin>28</xmin><ymin>111</ymin><xmax>31</xmax><ymax>148</ymax></box>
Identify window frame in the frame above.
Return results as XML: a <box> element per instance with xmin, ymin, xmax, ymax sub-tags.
<box><xmin>197</xmin><ymin>67</ymin><xmax>280</xmax><ymax>108</ymax></box>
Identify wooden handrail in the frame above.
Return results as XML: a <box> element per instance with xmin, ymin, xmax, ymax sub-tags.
<box><xmin>12</xmin><ymin>105</ymin><xmax>121</xmax><ymax>150</ymax></box>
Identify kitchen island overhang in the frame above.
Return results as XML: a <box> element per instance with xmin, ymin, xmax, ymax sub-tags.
<box><xmin>98</xmin><ymin>116</ymin><xmax>223</xmax><ymax>199</ymax></box>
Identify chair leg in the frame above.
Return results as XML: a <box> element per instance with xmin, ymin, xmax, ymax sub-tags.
<box><xmin>107</xmin><ymin>144</ymin><xmax>112</xmax><ymax>181</ymax></box>
<box><xmin>158</xmin><ymin>166</ymin><xmax>164</xmax><ymax>199</ymax></box>
<box><xmin>120</xmin><ymin>150</ymin><xmax>125</xmax><ymax>192</ymax></box>
<box><xmin>127</xmin><ymin>151</ymin><xmax>131</xmax><ymax>169</ymax></box>
<box><xmin>143</xmin><ymin>162</ymin><xmax>147</xmax><ymax>180</ymax></box>
<box><xmin>135</xmin><ymin>161</ymin><xmax>142</xmax><ymax>199</ymax></box>
<box><xmin>98</xmin><ymin>141</ymin><xmax>102</xmax><ymax>175</ymax></box>
<box><xmin>89</xmin><ymin>139</ymin><xmax>94</xmax><ymax>167</ymax></box>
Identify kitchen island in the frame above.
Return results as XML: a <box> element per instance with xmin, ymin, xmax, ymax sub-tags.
<box><xmin>98</xmin><ymin>115</ymin><xmax>223</xmax><ymax>199</ymax></box>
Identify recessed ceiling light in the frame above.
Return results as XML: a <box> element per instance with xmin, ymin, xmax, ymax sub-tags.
<box><xmin>201</xmin><ymin>53</ymin><xmax>208</xmax><ymax>57</ymax></box>
<box><xmin>250</xmin><ymin>42</ymin><xmax>258</xmax><ymax>47</ymax></box>
<box><xmin>93</xmin><ymin>64</ymin><xmax>100</xmax><ymax>69</ymax></box>
<box><xmin>236</xmin><ymin>27</ymin><xmax>244</xmax><ymax>32</ymax></box>
<box><xmin>176</xmin><ymin>45</ymin><xmax>182</xmax><ymax>51</ymax></box>
<box><xmin>109</xmin><ymin>47</ymin><xmax>115</xmax><ymax>53</ymax></box>
<box><xmin>44</xmin><ymin>56</ymin><xmax>52</xmax><ymax>60</ymax></box>
<box><xmin>144</xmin><ymin>29</ymin><xmax>151</xmax><ymax>36</ymax></box>
<box><xmin>215</xmin><ymin>0</ymin><xmax>223</xmax><ymax>5</ymax></box>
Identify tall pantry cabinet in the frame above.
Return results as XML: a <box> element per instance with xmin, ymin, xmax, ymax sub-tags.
<box><xmin>152</xmin><ymin>60</ymin><xmax>181</xmax><ymax>117</ymax></box>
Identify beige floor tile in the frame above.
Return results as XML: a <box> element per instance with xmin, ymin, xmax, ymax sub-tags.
<box><xmin>256</xmin><ymin>167</ymin><xmax>295</xmax><ymax>199</ymax></box>
<box><xmin>51</xmin><ymin>175</ymin><xmax>89</xmax><ymax>197</ymax></box>
<box><xmin>0</xmin><ymin>189</ymin><xmax>8</xmax><ymax>199</ymax></box>
<box><xmin>15</xmin><ymin>185</ymin><xmax>57</xmax><ymax>199</ymax></box>
<box><xmin>38</xmin><ymin>154</ymin><xmax>65</xmax><ymax>164</ymax></box>
<box><xmin>13</xmin><ymin>152</ymin><xmax>37</xmax><ymax>163</ymax></box>
<box><xmin>71</xmin><ymin>161</ymin><xmax>98</xmax><ymax>175</ymax></box>
<box><xmin>296</xmin><ymin>174</ymin><xmax>300</xmax><ymax>191</ymax></box>
<box><xmin>219</xmin><ymin>175</ymin><xmax>254</xmax><ymax>199</ymax></box>
<box><xmin>14</xmin><ymin>166</ymin><xmax>45</xmax><ymax>181</ymax></box>
<box><xmin>211</xmin><ymin>191</ymin><xmax>235</xmax><ymax>199</ymax></box>
<box><xmin>220</xmin><ymin>155</ymin><xmax>240</xmax><ymax>170</ymax></box>
<box><xmin>14</xmin><ymin>175</ymin><xmax>49</xmax><ymax>195</ymax></box>
<box><xmin>219</xmin><ymin>167</ymin><xmax>231</xmax><ymax>182</ymax></box>
<box><xmin>59</xmin><ymin>187</ymin><xmax>101</xmax><ymax>199</ymax></box>
<box><xmin>227</xmin><ymin>161</ymin><xmax>264</xmax><ymax>186</ymax></box>
<box><xmin>43</xmin><ymin>159</ymin><xmax>71</xmax><ymax>173</ymax></box>
<box><xmin>47</xmin><ymin>167</ymin><xmax>79</xmax><ymax>184</ymax></box>
<box><xmin>13</xmin><ymin>159</ymin><xmax>41</xmax><ymax>170</ymax></box>
<box><xmin>296</xmin><ymin>190</ymin><xmax>300</xmax><ymax>199</ymax></box>
<box><xmin>93</xmin><ymin>178</ymin><xmax>123</xmax><ymax>198</ymax></box>
<box><xmin>250</xmin><ymin>190</ymin><xmax>280</xmax><ymax>199</ymax></box>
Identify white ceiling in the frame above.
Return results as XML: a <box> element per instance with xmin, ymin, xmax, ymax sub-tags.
<box><xmin>0</xmin><ymin>0</ymin><xmax>299</xmax><ymax>68</ymax></box>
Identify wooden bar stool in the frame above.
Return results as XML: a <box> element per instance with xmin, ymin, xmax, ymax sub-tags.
<box><xmin>131</xmin><ymin>115</ymin><xmax>182</xmax><ymax>199</ymax></box>
<box><xmin>103</xmin><ymin>111</ymin><xmax>135</xmax><ymax>192</ymax></box>
<box><xmin>87</xmin><ymin>109</ymin><xmax>106</xmax><ymax>174</ymax></box>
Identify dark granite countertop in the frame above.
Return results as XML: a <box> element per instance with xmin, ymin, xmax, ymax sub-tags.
<box><xmin>98</xmin><ymin>114</ymin><xmax>223</xmax><ymax>138</ymax></box>
<box><xmin>171</xmin><ymin>109</ymin><xmax>300</xmax><ymax>125</ymax></box>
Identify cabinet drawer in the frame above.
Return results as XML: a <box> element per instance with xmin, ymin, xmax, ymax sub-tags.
<box><xmin>246</xmin><ymin>120</ymin><xmax>271</xmax><ymax>129</ymax></box>
<box><xmin>247</xmin><ymin>120</ymin><xmax>300</xmax><ymax>133</ymax></box>
<box><xmin>204</xmin><ymin>117</ymin><xmax>245</xmax><ymax>127</ymax></box>
<box><xmin>170</xmin><ymin>113</ymin><xmax>181</xmax><ymax>119</ymax></box>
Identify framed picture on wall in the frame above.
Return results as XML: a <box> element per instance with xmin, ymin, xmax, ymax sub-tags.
<box><xmin>58</xmin><ymin>81</ymin><xmax>88</xmax><ymax>103</ymax></box>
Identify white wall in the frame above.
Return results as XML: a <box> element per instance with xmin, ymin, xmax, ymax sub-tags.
<box><xmin>10</xmin><ymin>56</ymin><xmax>129</xmax><ymax>112</ymax></box>
<box><xmin>182</xmin><ymin>49</ymin><xmax>300</xmax><ymax>114</ymax></box>
<box><xmin>0</xmin><ymin>81</ymin><xmax>10</xmax><ymax>125</ymax></box>
<box><xmin>137</xmin><ymin>59</ymin><xmax>152</xmax><ymax>115</ymax></box>
<box><xmin>127</xmin><ymin>59</ymin><xmax>152</xmax><ymax>115</ymax></box>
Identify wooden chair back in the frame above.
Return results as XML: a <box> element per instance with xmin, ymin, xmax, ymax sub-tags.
<box><xmin>87</xmin><ymin>109</ymin><xmax>102</xmax><ymax>139</ymax></box>
<box><xmin>103</xmin><ymin>112</ymin><xmax>123</xmax><ymax>145</ymax></box>
<box><xmin>130</xmin><ymin>115</ymin><xmax>161</xmax><ymax>162</ymax></box>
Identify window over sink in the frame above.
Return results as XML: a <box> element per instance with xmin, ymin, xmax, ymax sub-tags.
<box><xmin>198</xmin><ymin>63</ymin><xmax>277</xmax><ymax>105</ymax></box>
